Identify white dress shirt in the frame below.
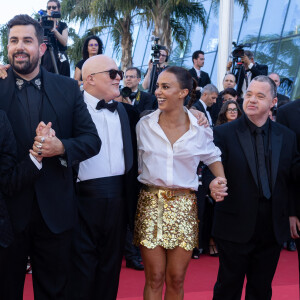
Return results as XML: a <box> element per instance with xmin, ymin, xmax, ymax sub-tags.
<box><xmin>199</xmin><ymin>99</ymin><xmax>213</xmax><ymax>127</ymax></box>
<box><xmin>137</xmin><ymin>107</ymin><xmax>221</xmax><ymax>190</ymax></box>
<box><xmin>193</xmin><ymin>67</ymin><xmax>201</xmax><ymax>78</ymax></box>
<box><xmin>78</xmin><ymin>91</ymin><xmax>125</xmax><ymax>181</ymax></box>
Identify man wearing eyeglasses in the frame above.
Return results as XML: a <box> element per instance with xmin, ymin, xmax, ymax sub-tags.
<box><xmin>123</xmin><ymin>67</ymin><xmax>156</xmax><ymax>113</ymax></box>
<box><xmin>0</xmin><ymin>15</ymin><xmax>100</xmax><ymax>300</ymax></box>
<box><xmin>69</xmin><ymin>54</ymin><xmax>140</xmax><ymax>300</ymax></box>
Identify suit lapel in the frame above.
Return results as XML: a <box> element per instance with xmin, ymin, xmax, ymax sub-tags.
<box><xmin>116</xmin><ymin>102</ymin><xmax>133</xmax><ymax>173</ymax></box>
<box><xmin>236</xmin><ymin>117</ymin><xmax>258</xmax><ymax>187</ymax></box>
<box><xmin>270</xmin><ymin>123</ymin><xmax>282</xmax><ymax>191</ymax></box>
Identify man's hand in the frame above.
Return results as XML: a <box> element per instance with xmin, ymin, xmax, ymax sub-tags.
<box><xmin>31</xmin><ymin>135</ymin><xmax>65</xmax><ymax>158</ymax></box>
<box><xmin>0</xmin><ymin>64</ymin><xmax>10</xmax><ymax>79</ymax></box>
<box><xmin>209</xmin><ymin>177</ymin><xmax>228</xmax><ymax>202</ymax></box>
<box><xmin>226</xmin><ymin>61</ymin><xmax>232</xmax><ymax>71</ymax></box>
<box><xmin>189</xmin><ymin>108</ymin><xmax>209</xmax><ymax>127</ymax></box>
<box><xmin>290</xmin><ymin>216</ymin><xmax>300</xmax><ymax>239</ymax></box>
<box><xmin>36</xmin><ymin>121</ymin><xmax>56</xmax><ymax>137</ymax></box>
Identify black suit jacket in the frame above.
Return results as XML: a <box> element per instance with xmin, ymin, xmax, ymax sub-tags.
<box><xmin>0</xmin><ymin>67</ymin><xmax>101</xmax><ymax>234</ymax></box>
<box><xmin>277</xmin><ymin>99</ymin><xmax>300</xmax><ymax>217</ymax></box>
<box><xmin>134</xmin><ymin>91</ymin><xmax>156</xmax><ymax>113</ymax></box>
<box><xmin>192</xmin><ymin>100</ymin><xmax>213</xmax><ymax>126</ymax></box>
<box><xmin>188</xmin><ymin>68</ymin><xmax>211</xmax><ymax>99</ymax></box>
<box><xmin>212</xmin><ymin>114</ymin><xmax>299</xmax><ymax>245</ymax></box>
<box><xmin>116</xmin><ymin>102</ymin><xmax>140</xmax><ymax>228</ymax></box>
<box><xmin>277</xmin><ymin>93</ymin><xmax>290</xmax><ymax>105</ymax></box>
<box><xmin>236</xmin><ymin>63</ymin><xmax>268</xmax><ymax>96</ymax></box>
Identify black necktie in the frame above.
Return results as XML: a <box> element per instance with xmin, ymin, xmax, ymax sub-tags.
<box><xmin>255</xmin><ymin>128</ymin><xmax>271</xmax><ymax>199</ymax></box>
<box><xmin>96</xmin><ymin>100</ymin><xmax>118</xmax><ymax>112</ymax></box>
<box><xmin>206</xmin><ymin>106</ymin><xmax>212</xmax><ymax>112</ymax></box>
<box><xmin>27</xmin><ymin>83</ymin><xmax>41</xmax><ymax>139</ymax></box>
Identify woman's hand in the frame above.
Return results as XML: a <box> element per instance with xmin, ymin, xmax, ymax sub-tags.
<box><xmin>209</xmin><ymin>177</ymin><xmax>228</xmax><ymax>202</ymax></box>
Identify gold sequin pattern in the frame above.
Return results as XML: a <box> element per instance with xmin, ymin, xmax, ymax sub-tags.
<box><xmin>134</xmin><ymin>188</ymin><xmax>198</xmax><ymax>251</ymax></box>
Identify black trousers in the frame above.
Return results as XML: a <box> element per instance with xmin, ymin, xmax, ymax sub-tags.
<box><xmin>213</xmin><ymin>200</ymin><xmax>281</xmax><ymax>300</ymax></box>
<box><xmin>69</xmin><ymin>176</ymin><xmax>127</xmax><ymax>300</ymax></box>
<box><xmin>0</xmin><ymin>199</ymin><xmax>72</xmax><ymax>300</ymax></box>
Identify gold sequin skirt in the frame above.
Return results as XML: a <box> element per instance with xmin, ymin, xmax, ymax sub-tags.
<box><xmin>133</xmin><ymin>186</ymin><xmax>198</xmax><ymax>251</ymax></box>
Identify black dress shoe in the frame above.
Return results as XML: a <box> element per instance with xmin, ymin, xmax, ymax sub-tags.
<box><xmin>192</xmin><ymin>248</ymin><xmax>201</xmax><ymax>259</ymax></box>
<box><xmin>287</xmin><ymin>240</ymin><xmax>297</xmax><ymax>251</ymax></box>
<box><xmin>126</xmin><ymin>259</ymin><xmax>144</xmax><ymax>271</ymax></box>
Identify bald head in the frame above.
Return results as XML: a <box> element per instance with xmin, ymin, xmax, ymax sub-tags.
<box><xmin>82</xmin><ymin>55</ymin><xmax>121</xmax><ymax>101</ymax></box>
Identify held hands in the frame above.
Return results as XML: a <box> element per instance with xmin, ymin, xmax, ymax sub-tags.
<box><xmin>209</xmin><ymin>177</ymin><xmax>228</xmax><ymax>202</ymax></box>
<box><xmin>289</xmin><ymin>216</ymin><xmax>300</xmax><ymax>239</ymax></box>
<box><xmin>226</xmin><ymin>61</ymin><xmax>233</xmax><ymax>71</ymax></box>
<box><xmin>30</xmin><ymin>122</ymin><xmax>64</xmax><ymax>161</ymax></box>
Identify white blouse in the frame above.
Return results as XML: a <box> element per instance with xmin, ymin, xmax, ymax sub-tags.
<box><xmin>136</xmin><ymin>108</ymin><xmax>221</xmax><ymax>191</ymax></box>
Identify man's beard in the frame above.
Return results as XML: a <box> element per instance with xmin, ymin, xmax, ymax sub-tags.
<box><xmin>10</xmin><ymin>51</ymin><xmax>40</xmax><ymax>75</ymax></box>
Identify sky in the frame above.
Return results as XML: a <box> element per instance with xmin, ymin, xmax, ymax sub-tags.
<box><xmin>2</xmin><ymin>1</ymin><xmax>49</xmax><ymax>25</ymax></box>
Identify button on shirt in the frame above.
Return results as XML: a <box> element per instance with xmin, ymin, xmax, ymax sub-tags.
<box><xmin>78</xmin><ymin>92</ymin><xmax>125</xmax><ymax>181</ymax></box>
<box><xmin>137</xmin><ymin>107</ymin><xmax>221</xmax><ymax>190</ymax></box>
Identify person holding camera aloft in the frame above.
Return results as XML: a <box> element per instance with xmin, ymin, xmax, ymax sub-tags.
<box><xmin>142</xmin><ymin>48</ymin><xmax>169</xmax><ymax>94</ymax></box>
<box><xmin>41</xmin><ymin>0</ymin><xmax>70</xmax><ymax>77</ymax></box>
<box><xmin>227</xmin><ymin>50</ymin><xmax>268</xmax><ymax>98</ymax></box>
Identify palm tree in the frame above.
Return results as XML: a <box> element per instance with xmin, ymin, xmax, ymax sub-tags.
<box><xmin>139</xmin><ymin>0</ymin><xmax>208</xmax><ymax>51</ymax></box>
<box><xmin>61</xmin><ymin>0</ymin><xmax>140</xmax><ymax>69</ymax></box>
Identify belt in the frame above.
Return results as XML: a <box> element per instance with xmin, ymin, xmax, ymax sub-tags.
<box><xmin>142</xmin><ymin>185</ymin><xmax>193</xmax><ymax>199</ymax></box>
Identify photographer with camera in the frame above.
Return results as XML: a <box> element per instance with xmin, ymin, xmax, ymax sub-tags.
<box><xmin>121</xmin><ymin>67</ymin><xmax>156</xmax><ymax>113</ymax></box>
<box><xmin>142</xmin><ymin>39</ymin><xmax>169</xmax><ymax>94</ymax></box>
<box><xmin>228</xmin><ymin>48</ymin><xmax>268</xmax><ymax>98</ymax></box>
<box><xmin>41</xmin><ymin>0</ymin><xmax>70</xmax><ymax>77</ymax></box>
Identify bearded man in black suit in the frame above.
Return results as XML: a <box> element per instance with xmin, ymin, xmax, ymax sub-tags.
<box><xmin>189</xmin><ymin>50</ymin><xmax>211</xmax><ymax>99</ymax></box>
<box><xmin>211</xmin><ymin>75</ymin><xmax>300</xmax><ymax>300</ymax></box>
<box><xmin>0</xmin><ymin>15</ymin><xmax>100</xmax><ymax>300</ymax></box>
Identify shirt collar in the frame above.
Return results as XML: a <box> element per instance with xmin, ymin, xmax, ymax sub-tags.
<box><xmin>14</xmin><ymin>70</ymin><xmax>42</xmax><ymax>90</ymax></box>
<box><xmin>245</xmin><ymin>114</ymin><xmax>270</xmax><ymax>134</ymax></box>
<box><xmin>199</xmin><ymin>99</ymin><xmax>207</xmax><ymax>110</ymax></box>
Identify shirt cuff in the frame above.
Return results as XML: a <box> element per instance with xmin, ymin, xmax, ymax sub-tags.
<box><xmin>248</xmin><ymin>62</ymin><xmax>254</xmax><ymax>69</ymax></box>
<box><xmin>29</xmin><ymin>153</ymin><xmax>43</xmax><ymax>170</ymax></box>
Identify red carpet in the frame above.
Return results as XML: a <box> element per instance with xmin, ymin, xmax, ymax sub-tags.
<box><xmin>24</xmin><ymin>249</ymin><xmax>298</xmax><ymax>299</ymax></box>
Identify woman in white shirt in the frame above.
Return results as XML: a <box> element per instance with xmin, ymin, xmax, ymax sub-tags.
<box><xmin>134</xmin><ymin>66</ymin><xmax>227</xmax><ymax>299</ymax></box>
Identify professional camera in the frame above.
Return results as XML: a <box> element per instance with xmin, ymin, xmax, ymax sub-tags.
<box><xmin>231</xmin><ymin>42</ymin><xmax>246</xmax><ymax>58</ymax></box>
<box><xmin>38</xmin><ymin>10</ymin><xmax>61</xmax><ymax>43</ymax></box>
<box><xmin>120</xmin><ymin>87</ymin><xmax>132</xmax><ymax>98</ymax></box>
<box><xmin>151</xmin><ymin>37</ymin><xmax>166</xmax><ymax>61</ymax></box>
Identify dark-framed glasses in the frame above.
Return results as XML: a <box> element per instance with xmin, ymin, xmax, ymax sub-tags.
<box><xmin>47</xmin><ymin>5</ymin><xmax>57</xmax><ymax>9</ymax></box>
<box><xmin>90</xmin><ymin>69</ymin><xmax>124</xmax><ymax>80</ymax></box>
<box><xmin>227</xmin><ymin>108</ymin><xmax>238</xmax><ymax>112</ymax></box>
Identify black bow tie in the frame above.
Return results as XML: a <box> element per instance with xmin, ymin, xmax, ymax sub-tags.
<box><xmin>96</xmin><ymin>99</ymin><xmax>118</xmax><ymax>112</ymax></box>
<box><xmin>129</xmin><ymin>92</ymin><xmax>138</xmax><ymax>101</ymax></box>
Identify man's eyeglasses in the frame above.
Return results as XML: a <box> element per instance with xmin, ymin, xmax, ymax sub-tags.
<box><xmin>88</xmin><ymin>43</ymin><xmax>98</xmax><ymax>47</ymax></box>
<box><xmin>90</xmin><ymin>69</ymin><xmax>124</xmax><ymax>80</ymax></box>
<box><xmin>125</xmin><ymin>75</ymin><xmax>137</xmax><ymax>79</ymax></box>
<box><xmin>227</xmin><ymin>108</ymin><xmax>238</xmax><ymax>112</ymax></box>
<box><xmin>47</xmin><ymin>5</ymin><xmax>57</xmax><ymax>9</ymax></box>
